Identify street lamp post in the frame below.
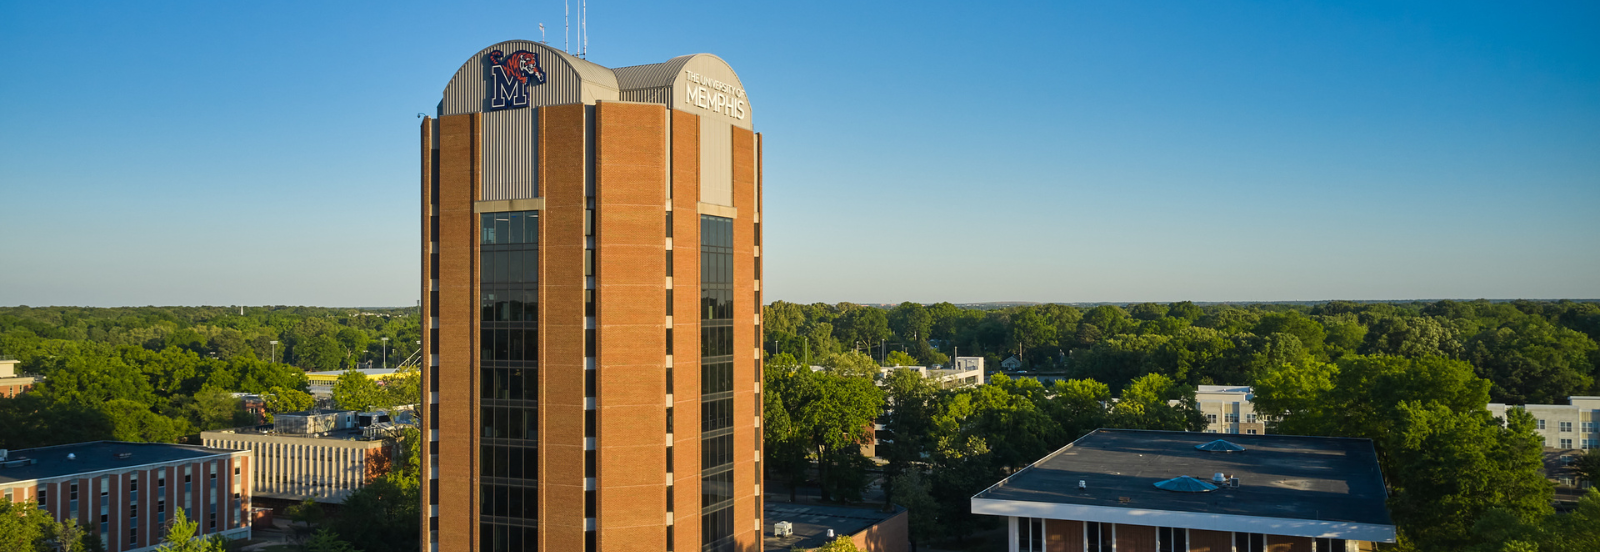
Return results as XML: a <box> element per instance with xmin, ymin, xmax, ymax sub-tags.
<box><xmin>382</xmin><ymin>337</ymin><xmax>389</xmax><ymax>369</ymax></box>
<box><xmin>270</xmin><ymin>341</ymin><xmax>278</xmax><ymax>364</ymax></box>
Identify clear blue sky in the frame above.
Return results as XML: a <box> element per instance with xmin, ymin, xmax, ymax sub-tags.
<box><xmin>1</xmin><ymin>1</ymin><xmax>1595</xmax><ymax>306</ymax></box>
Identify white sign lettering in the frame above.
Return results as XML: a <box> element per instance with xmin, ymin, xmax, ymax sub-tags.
<box><xmin>681</xmin><ymin>70</ymin><xmax>747</xmax><ymax>120</ymax></box>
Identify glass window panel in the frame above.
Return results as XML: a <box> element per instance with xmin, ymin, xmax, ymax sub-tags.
<box><xmin>508</xmin><ymin>213</ymin><xmax>524</xmax><ymax>244</ymax></box>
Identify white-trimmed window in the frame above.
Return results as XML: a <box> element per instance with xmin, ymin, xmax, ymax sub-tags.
<box><xmin>1561</xmin><ymin>439</ymin><xmax>1574</xmax><ymax>449</ymax></box>
<box><xmin>1235</xmin><ymin>532</ymin><xmax>1267</xmax><ymax>552</ymax></box>
<box><xmin>1016</xmin><ymin>517</ymin><xmax>1045</xmax><ymax>552</ymax></box>
<box><xmin>1313</xmin><ymin>538</ymin><xmax>1347</xmax><ymax>552</ymax></box>
<box><xmin>1206</xmin><ymin>414</ymin><xmax>1217</xmax><ymax>424</ymax></box>
<box><xmin>1538</xmin><ymin>419</ymin><xmax>1546</xmax><ymax>430</ymax></box>
<box><xmin>1561</xmin><ymin>421</ymin><xmax>1574</xmax><ymax>432</ymax></box>
<box><xmin>1157</xmin><ymin>527</ymin><xmax>1187</xmax><ymax>552</ymax></box>
<box><xmin>1085</xmin><ymin>522</ymin><xmax>1113</xmax><ymax>552</ymax></box>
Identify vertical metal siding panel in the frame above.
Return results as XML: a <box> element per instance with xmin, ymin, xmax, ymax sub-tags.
<box><xmin>480</xmin><ymin>108</ymin><xmax>537</xmax><ymax>200</ymax></box>
<box><xmin>442</xmin><ymin>41</ymin><xmax>589</xmax><ymax>116</ymax></box>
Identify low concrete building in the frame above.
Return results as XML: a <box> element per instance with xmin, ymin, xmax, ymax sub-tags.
<box><xmin>200</xmin><ymin>409</ymin><xmax>393</xmax><ymax>506</ymax></box>
<box><xmin>0</xmin><ymin>357</ymin><xmax>38</xmax><ymax>398</ymax></box>
<box><xmin>0</xmin><ymin>442</ymin><xmax>253</xmax><ymax>552</ymax></box>
<box><xmin>763</xmin><ymin>502</ymin><xmax>908</xmax><ymax>552</ymax></box>
<box><xmin>972</xmin><ymin>429</ymin><xmax>1396</xmax><ymax>551</ymax></box>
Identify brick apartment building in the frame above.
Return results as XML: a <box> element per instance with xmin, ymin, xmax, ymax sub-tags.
<box><xmin>0</xmin><ymin>442</ymin><xmax>253</xmax><ymax>552</ymax></box>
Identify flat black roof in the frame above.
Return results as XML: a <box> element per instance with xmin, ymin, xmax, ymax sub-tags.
<box><xmin>0</xmin><ymin>441</ymin><xmax>238</xmax><ymax>484</ymax></box>
<box><xmin>973</xmin><ymin>429</ymin><xmax>1393</xmax><ymax>527</ymax></box>
<box><xmin>762</xmin><ymin>502</ymin><xmax>902</xmax><ymax>551</ymax></box>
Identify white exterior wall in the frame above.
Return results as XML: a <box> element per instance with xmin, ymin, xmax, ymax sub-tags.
<box><xmin>1488</xmin><ymin>397</ymin><xmax>1600</xmax><ymax>450</ymax></box>
<box><xmin>201</xmin><ymin>431</ymin><xmax>384</xmax><ymax>504</ymax></box>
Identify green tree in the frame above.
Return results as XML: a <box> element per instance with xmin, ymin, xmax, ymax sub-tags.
<box><xmin>1388</xmin><ymin>405</ymin><xmax>1551</xmax><ymax>550</ymax></box>
<box><xmin>383</xmin><ymin>365</ymin><xmax>422</xmax><ymax>407</ymax></box>
<box><xmin>182</xmin><ymin>387</ymin><xmax>248</xmax><ymax>430</ymax></box>
<box><xmin>790</xmin><ymin>368</ymin><xmax>885</xmax><ymax>502</ymax></box>
<box><xmin>1253</xmin><ymin>312</ymin><xmax>1328</xmax><ymax>360</ymax></box>
<box><xmin>48</xmin><ymin>518</ymin><xmax>88</xmax><ymax>552</ymax></box>
<box><xmin>0</xmin><ymin>497</ymin><xmax>62</xmax><ymax>552</ymax></box>
<box><xmin>263</xmin><ymin>386</ymin><xmax>315</xmax><ymax>417</ymax></box>
<box><xmin>332</xmin><ymin>476</ymin><xmax>417</xmax><ymax>552</ymax></box>
<box><xmin>1574</xmin><ymin>449</ymin><xmax>1600</xmax><ymax>485</ymax></box>
<box><xmin>1109</xmin><ymin>373</ymin><xmax>1206</xmax><ymax>432</ymax></box>
<box><xmin>883</xmin><ymin>350</ymin><xmax>919</xmax><ymax>367</ymax></box>
<box><xmin>304</xmin><ymin>529</ymin><xmax>364</xmax><ymax>552</ymax></box>
<box><xmin>1008</xmin><ymin>308</ymin><xmax>1056</xmax><ymax>364</ymax></box>
<box><xmin>1167</xmin><ymin>301</ymin><xmax>1204</xmax><ymax>322</ymax></box>
<box><xmin>1256</xmin><ymin>355</ymin><xmax>1490</xmax><ymax>442</ymax></box>
<box><xmin>1362</xmin><ymin>316</ymin><xmax>1462</xmax><ymax>358</ymax></box>
<box><xmin>332</xmin><ymin>369</ymin><xmax>386</xmax><ymax>411</ymax></box>
<box><xmin>1464</xmin><ymin>317</ymin><xmax>1597</xmax><ymax>404</ymax></box>
<box><xmin>889</xmin><ymin>469</ymin><xmax>940</xmax><ymax>549</ymax></box>
<box><xmin>834</xmin><ymin>306</ymin><xmax>892</xmax><ymax>354</ymax></box>
<box><xmin>1466</xmin><ymin>488</ymin><xmax>1600</xmax><ymax>552</ymax></box>
<box><xmin>1127</xmin><ymin>302</ymin><xmax>1168</xmax><ymax>321</ymax></box>
<box><xmin>822</xmin><ymin>351</ymin><xmax>879</xmax><ymax>379</ymax></box>
<box><xmin>762</xmin><ymin>355</ymin><xmax>812</xmax><ymax>502</ymax></box>
<box><xmin>100</xmin><ymin>399</ymin><xmax>185</xmax><ymax>442</ymax></box>
<box><xmin>887</xmin><ymin>302</ymin><xmax>932</xmax><ymax>345</ymax></box>
<box><xmin>816</xmin><ymin>536</ymin><xmax>863</xmax><ymax>552</ymax></box>
<box><xmin>151</xmin><ymin>507</ymin><xmax>227</xmax><ymax>552</ymax></box>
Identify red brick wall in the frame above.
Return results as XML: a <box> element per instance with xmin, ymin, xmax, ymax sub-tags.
<box><xmin>670</xmin><ymin>107</ymin><xmax>703</xmax><ymax>552</ymax></box>
<box><xmin>594</xmin><ymin>101</ymin><xmax>671</xmax><ymax>549</ymax></box>
<box><xmin>541</xmin><ymin>102</ymin><xmax>590</xmax><ymax>552</ymax></box>
<box><xmin>436</xmin><ymin>112</ymin><xmax>480</xmax><ymax>552</ymax></box>
<box><xmin>851</xmin><ymin>509</ymin><xmax>909</xmax><ymax>552</ymax></box>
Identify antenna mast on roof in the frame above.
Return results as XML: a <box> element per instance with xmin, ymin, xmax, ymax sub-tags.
<box><xmin>540</xmin><ymin>23</ymin><xmax>546</xmax><ymax>44</ymax></box>
<box><xmin>564</xmin><ymin>0</ymin><xmax>570</xmax><ymax>53</ymax></box>
<box><xmin>580</xmin><ymin>0</ymin><xmax>587</xmax><ymax>58</ymax></box>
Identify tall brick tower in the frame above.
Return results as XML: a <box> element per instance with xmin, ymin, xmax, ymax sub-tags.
<box><xmin>420</xmin><ymin>41</ymin><xmax>763</xmax><ymax>552</ymax></box>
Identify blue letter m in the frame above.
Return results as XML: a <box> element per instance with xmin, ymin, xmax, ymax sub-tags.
<box><xmin>490</xmin><ymin>65</ymin><xmax>529</xmax><ymax>110</ymax></box>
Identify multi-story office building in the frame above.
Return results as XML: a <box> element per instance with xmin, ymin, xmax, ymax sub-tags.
<box><xmin>421</xmin><ymin>41</ymin><xmax>762</xmax><ymax>552</ymax></box>
<box><xmin>971</xmin><ymin>429</ymin><xmax>1396</xmax><ymax>551</ymax></box>
<box><xmin>200</xmin><ymin>410</ymin><xmax>392</xmax><ymax>505</ymax></box>
<box><xmin>0</xmin><ymin>442</ymin><xmax>253</xmax><ymax>552</ymax></box>
<box><xmin>1192</xmin><ymin>385</ymin><xmax>1266</xmax><ymax>435</ymax></box>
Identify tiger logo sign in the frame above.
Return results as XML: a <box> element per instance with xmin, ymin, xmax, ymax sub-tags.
<box><xmin>487</xmin><ymin>49</ymin><xmax>547</xmax><ymax>110</ymax></box>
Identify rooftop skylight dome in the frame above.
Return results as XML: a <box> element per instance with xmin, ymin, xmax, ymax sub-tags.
<box><xmin>1154</xmin><ymin>475</ymin><xmax>1219</xmax><ymax>493</ymax></box>
<box><xmin>1195</xmin><ymin>439</ymin><xmax>1246</xmax><ymax>452</ymax></box>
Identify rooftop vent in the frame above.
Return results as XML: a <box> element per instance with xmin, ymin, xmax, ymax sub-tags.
<box><xmin>1195</xmin><ymin>439</ymin><xmax>1246</xmax><ymax>452</ymax></box>
<box><xmin>1154</xmin><ymin>475</ymin><xmax>1219</xmax><ymax>493</ymax></box>
<box><xmin>115</xmin><ymin>452</ymin><xmax>133</xmax><ymax>460</ymax></box>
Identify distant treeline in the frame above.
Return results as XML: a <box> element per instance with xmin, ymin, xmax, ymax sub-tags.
<box><xmin>0</xmin><ymin>306</ymin><xmax>421</xmax><ymax>450</ymax></box>
<box><xmin>764</xmin><ymin>299</ymin><xmax>1600</xmax><ymax>404</ymax></box>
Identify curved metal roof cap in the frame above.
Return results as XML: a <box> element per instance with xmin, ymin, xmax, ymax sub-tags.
<box><xmin>612</xmin><ymin>54</ymin><xmax>696</xmax><ymax>90</ymax></box>
<box><xmin>443</xmin><ymin>40</ymin><xmax>619</xmax><ymax>93</ymax></box>
<box><xmin>1196</xmin><ymin>439</ymin><xmax>1247</xmax><ymax>452</ymax></box>
<box><xmin>613</xmin><ymin>53</ymin><xmax>745</xmax><ymax>91</ymax></box>
<box><xmin>1154</xmin><ymin>475</ymin><xmax>1219</xmax><ymax>493</ymax></box>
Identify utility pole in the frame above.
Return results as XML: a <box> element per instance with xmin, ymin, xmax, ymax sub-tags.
<box><xmin>270</xmin><ymin>341</ymin><xmax>278</xmax><ymax>364</ymax></box>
